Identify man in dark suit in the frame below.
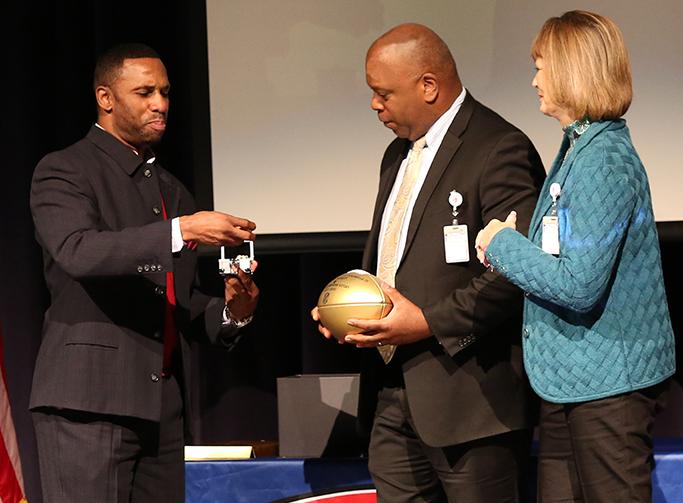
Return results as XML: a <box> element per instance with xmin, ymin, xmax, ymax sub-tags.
<box><xmin>29</xmin><ymin>43</ymin><xmax>259</xmax><ymax>502</ymax></box>
<box><xmin>314</xmin><ymin>24</ymin><xmax>545</xmax><ymax>502</ymax></box>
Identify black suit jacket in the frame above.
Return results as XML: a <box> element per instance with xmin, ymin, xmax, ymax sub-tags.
<box><xmin>360</xmin><ymin>93</ymin><xmax>546</xmax><ymax>447</ymax></box>
<box><xmin>29</xmin><ymin>126</ymin><xmax>231</xmax><ymax>425</ymax></box>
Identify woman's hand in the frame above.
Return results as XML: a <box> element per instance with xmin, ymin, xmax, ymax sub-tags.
<box><xmin>475</xmin><ymin>211</ymin><xmax>517</xmax><ymax>266</ymax></box>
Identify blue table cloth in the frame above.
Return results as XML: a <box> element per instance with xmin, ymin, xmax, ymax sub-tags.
<box><xmin>186</xmin><ymin>440</ymin><xmax>683</xmax><ymax>502</ymax></box>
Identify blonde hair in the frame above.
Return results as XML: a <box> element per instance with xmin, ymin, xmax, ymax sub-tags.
<box><xmin>531</xmin><ymin>10</ymin><xmax>632</xmax><ymax>120</ymax></box>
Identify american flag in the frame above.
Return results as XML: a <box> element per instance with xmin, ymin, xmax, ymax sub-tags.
<box><xmin>0</xmin><ymin>324</ymin><xmax>26</xmax><ymax>503</ymax></box>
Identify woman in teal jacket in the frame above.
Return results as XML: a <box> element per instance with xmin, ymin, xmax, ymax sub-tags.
<box><xmin>476</xmin><ymin>10</ymin><xmax>675</xmax><ymax>502</ymax></box>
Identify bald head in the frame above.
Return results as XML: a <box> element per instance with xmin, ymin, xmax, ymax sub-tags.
<box><xmin>368</xmin><ymin>23</ymin><xmax>461</xmax><ymax>92</ymax></box>
<box><xmin>365</xmin><ymin>23</ymin><xmax>462</xmax><ymax>140</ymax></box>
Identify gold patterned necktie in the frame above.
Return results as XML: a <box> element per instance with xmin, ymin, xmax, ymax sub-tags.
<box><xmin>376</xmin><ymin>136</ymin><xmax>427</xmax><ymax>364</ymax></box>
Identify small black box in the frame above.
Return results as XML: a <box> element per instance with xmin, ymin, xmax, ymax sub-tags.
<box><xmin>277</xmin><ymin>374</ymin><xmax>363</xmax><ymax>457</ymax></box>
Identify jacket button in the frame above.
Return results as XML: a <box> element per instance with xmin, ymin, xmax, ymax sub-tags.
<box><xmin>144</xmin><ymin>264</ymin><xmax>150</xmax><ymax>272</ymax></box>
<box><xmin>524</xmin><ymin>292</ymin><xmax>530</xmax><ymax>298</ymax></box>
<box><xmin>150</xmin><ymin>264</ymin><xmax>157</xmax><ymax>272</ymax></box>
<box><xmin>153</xmin><ymin>206</ymin><xmax>161</xmax><ymax>215</ymax></box>
<box><xmin>150</xmin><ymin>372</ymin><xmax>160</xmax><ymax>382</ymax></box>
<box><xmin>137</xmin><ymin>265</ymin><xmax>143</xmax><ymax>273</ymax></box>
<box><xmin>144</xmin><ymin>168</ymin><xmax>152</xmax><ymax>178</ymax></box>
<box><xmin>523</xmin><ymin>328</ymin><xmax>529</xmax><ymax>338</ymax></box>
<box><xmin>155</xmin><ymin>286</ymin><xmax>165</xmax><ymax>296</ymax></box>
<box><xmin>157</xmin><ymin>264</ymin><xmax>164</xmax><ymax>272</ymax></box>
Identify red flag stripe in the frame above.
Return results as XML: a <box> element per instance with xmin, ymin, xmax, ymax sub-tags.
<box><xmin>0</xmin><ymin>325</ymin><xmax>26</xmax><ymax>503</ymax></box>
<box><xmin>0</xmin><ymin>427</ymin><xmax>25</xmax><ymax>503</ymax></box>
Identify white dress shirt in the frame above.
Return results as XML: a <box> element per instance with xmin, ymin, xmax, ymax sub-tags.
<box><xmin>376</xmin><ymin>88</ymin><xmax>467</xmax><ymax>273</ymax></box>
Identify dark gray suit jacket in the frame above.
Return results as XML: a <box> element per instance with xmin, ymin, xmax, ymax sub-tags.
<box><xmin>29</xmin><ymin>126</ymin><xmax>230</xmax><ymax>425</ymax></box>
<box><xmin>360</xmin><ymin>93</ymin><xmax>546</xmax><ymax>447</ymax></box>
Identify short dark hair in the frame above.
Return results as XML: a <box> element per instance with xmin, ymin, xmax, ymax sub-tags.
<box><xmin>93</xmin><ymin>43</ymin><xmax>161</xmax><ymax>90</ymax></box>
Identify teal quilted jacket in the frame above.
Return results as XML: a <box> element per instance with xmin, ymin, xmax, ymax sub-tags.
<box><xmin>486</xmin><ymin>119</ymin><xmax>675</xmax><ymax>403</ymax></box>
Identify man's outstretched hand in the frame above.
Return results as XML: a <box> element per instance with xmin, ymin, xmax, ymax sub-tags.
<box><xmin>179</xmin><ymin>211</ymin><xmax>256</xmax><ymax>247</ymax></box>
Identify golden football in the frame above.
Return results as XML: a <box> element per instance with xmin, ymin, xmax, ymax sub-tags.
<box><xmin>317</xmin><ymin>270</ymin><xmax>393</xmax><ymax>341</ymax></box>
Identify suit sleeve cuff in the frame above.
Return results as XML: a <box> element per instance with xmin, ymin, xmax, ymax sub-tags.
<box><xmin>222</xmin><ymin>305</ymin><xmax>254</xmax><ymax>328</ymax></box>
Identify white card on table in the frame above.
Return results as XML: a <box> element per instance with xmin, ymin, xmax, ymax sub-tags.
<box><xmin>443</xmin><ymin>225</ymin><xmax>469</xmax><ymax>263</ymax></box>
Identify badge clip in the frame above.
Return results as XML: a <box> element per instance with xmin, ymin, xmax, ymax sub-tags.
<box><xmin>549</xmin><ymin>183</ymin><xmax>561</xmax><ymax>216</ymax></box>
<box><xmin>448</xmin><ymin>190</ymin><xmax>463</xmax><ymax>225</ymax></box>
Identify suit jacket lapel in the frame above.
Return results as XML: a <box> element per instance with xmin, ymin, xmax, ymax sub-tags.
<box><xmin>375</xmin><ymin>147</ymin><xmax>408</xmax><ymax>227</ymax></box>
<box><xmin>400</xmin><ymin>92</ymin><xmax>472</xmax><ymax>263</ymax></box>
<box><xmin>530</xmin><ymin>139</ymin><xmax>567</xmax><ymax>241</ymax></box>
<box><xmin>363</xmin><ymin>141</ymin><xmax>409</xmax><ymax>271</ymax></box>
<box><xmin>158</xmin><ymin>170</ymin><xmax>181</xmax><ymax>218</ymax></box>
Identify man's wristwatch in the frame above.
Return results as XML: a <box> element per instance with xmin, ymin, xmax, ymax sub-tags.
<box><xmin>223</xmin><ymin>305</ymin><xmax>253</xmax><ymax>328</ymax></box>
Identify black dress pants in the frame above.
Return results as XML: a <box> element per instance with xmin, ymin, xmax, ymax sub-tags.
<box><xmin>537</xmin><ymin>380</ymin><xmax>669</xmax><ymax>502</ymax></box>
<box><xmin>32</xmin><ymin>374</ymin><xmax>185</xmax><ymax>503</ymax></box>
<box><xmin>368</xmin><ymin>386</ymin><xmax>531</xmax><ymax>503</ymax></box>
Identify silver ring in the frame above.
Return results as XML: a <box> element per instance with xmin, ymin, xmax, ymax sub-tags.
<box><xmin>377</xmin><ymin>341</ymin><xmax>383</xmax><ymax>346</ymax></box>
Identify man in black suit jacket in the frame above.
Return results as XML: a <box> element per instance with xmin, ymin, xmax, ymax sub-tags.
<box><xmin>314</xmin><ymin>24</ymin><xmax>545</xmax><ymax>502</ymax></box>
<box><xmin>29</xmin><ymin>44</ymin><xmax>259</xmax><ymax>502</ymax></box>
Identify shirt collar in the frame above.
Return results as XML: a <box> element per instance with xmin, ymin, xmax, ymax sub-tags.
<box><xmin>89</xmin><ymin>124</ymin><xmax>154</xmax><ymax>175</ymax></box>
<box><xmin>562</xmin><ymin>117</ymin><xmax>592</xmax><ymax>149</ymax></box>
<box><xmin>423</xmin><ymin>87</ymin><xmax>467</xmax><ymax>150</ymax></box>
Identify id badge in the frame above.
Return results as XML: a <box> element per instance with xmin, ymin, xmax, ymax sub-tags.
<box><xmin>443</xmin><ymin>225</ymin><xmax>469</xmax><ymax>263</ymax></box>
<box><xmin>542</xmin><ymin>216</ymin><xmax>560</xmax><ymax>255</ymax></box>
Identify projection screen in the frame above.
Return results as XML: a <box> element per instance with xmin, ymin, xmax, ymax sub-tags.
<box><xmin>206</xmin><ymin>0</ymin><xmax>683</xmax><ymax>235</ymax></box>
